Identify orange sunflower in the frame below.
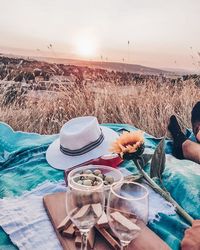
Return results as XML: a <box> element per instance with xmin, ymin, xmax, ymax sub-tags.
<box><xmin>110</xmin><ymin>130</ymin><xmax>144</xmax><ymax>157</ymax></box>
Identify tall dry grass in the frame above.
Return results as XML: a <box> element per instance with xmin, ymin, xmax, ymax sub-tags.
<box><xmin>0</xmin><ymin>79</ymin><xmax>199</xmax><ymax>137</ymax></box>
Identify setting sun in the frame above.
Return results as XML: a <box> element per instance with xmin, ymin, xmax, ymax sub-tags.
<box><xmin>75</xmin><ymin>36</ymin><xmax>97</xmax><ymax>58</ymax></box>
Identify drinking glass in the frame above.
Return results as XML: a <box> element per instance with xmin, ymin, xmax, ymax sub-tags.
<box><xmin>66</xmin><ymin>174</ymin><xmax>105</xmax><ymax>250</ymax></box>
<box><xmin>107</xmin><ymin>181</ymin><xmax>149</xmax><ymax>250</ymax></box>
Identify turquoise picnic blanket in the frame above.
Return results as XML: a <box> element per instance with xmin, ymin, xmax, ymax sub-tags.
<box><xmin>0</xmin><ymin>122</ymin><xmax>200</xmax><ymax>250</ymax></box>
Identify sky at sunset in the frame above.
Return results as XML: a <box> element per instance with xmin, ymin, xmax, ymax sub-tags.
<box><xmin>0</xmin><ymin>0</ymin><xmax>200</xmax><ymax>71</ymax></box>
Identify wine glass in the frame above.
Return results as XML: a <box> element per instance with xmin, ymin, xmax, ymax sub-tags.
<box><xmin>66</xmin><ymin>174</ymin><xmax>105</xmax><ymax>250</ymax></box>
<box><xmin>107</xmin><ymin>181</ymin><xmax>149</xmax><ymax>250</ymax></box>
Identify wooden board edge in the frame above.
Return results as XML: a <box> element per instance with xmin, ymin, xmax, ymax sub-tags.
<box><xmin>43</xmin><ymin>195</ymin><xmax>66</xmax><ymax>250</ymax></box>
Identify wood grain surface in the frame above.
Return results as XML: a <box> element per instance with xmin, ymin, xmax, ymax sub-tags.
<box><xmin>43</xmin><ymin>192</ymin><xmax>171</xmax><ymax>250</ymax></box>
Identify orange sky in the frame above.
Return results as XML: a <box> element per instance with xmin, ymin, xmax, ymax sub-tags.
<box><xmin>0</xmin><ymin>0</ymin><xmax>200</xmax><ymax>71</ymax></box>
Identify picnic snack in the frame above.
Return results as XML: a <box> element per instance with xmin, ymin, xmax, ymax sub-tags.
<box><xmin>62</xmin><ymin>224</ymin><xmax>75</xmax><ymax>238</ymax></box>
<box><xmin>57</xmin><ymin>210</ymin><xmax>96</xmax><ymax>249</ymax></box>
<box><xmin>92</xmin><ymin>203</ymin><xmax>103</xmax><ymax>218</ymax></box>
<box><xmin>57</xmin><ymin>215</ymin><xmax>71</xmax><ymax>232</ymax></box>
<box><xmin>66</xmin><ymin>165</ymin><xmax>124</xmax><ymax>194</ymax></box>
<box><xmin>96</xmin><ymin>211</ymin><xmax>109</xmax><ymax>228</ymax></box>
<box><xmin>56</xmin><ymin>205</ymin><xmax>141</xmax><ymax>250</ymax></box>
<box><xmin>74</xmin><ymin>169</ymin><xmax>115</xmax><ymax>186</ymax></box>
<box><xmin>110</xmin><ymin>211</ymin><xmax>140</xmax><ymax>232</ymax></box>
<box><xmin>73</xmin><ymin>205</ymin><xmax>91</xmax><ymax>219</ymax></box>
<box><xmin>75</xmin><ymin>235</ymin><xmax>82</xmax><ymax>248</ymax></box>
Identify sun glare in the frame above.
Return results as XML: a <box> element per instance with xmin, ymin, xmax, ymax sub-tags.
<box><xmin>75</xmin><ymin>36</ymin><xmax>97</xmax><ymax>58</ymax></box>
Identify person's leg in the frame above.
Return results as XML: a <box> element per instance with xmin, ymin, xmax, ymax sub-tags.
<box><xmin>191</xmin><ymin>101</ymin><xmax>200</xmax><ymax>142</ymax></box>
<box><xmin>192</xmin><ymin>121</ymin><xmax>200</xmax><ymax>142</ymax></box>
<box><xmin>168</xmin><ymin>115</ymin><xmax>187</xmax><ymax>159</ymax></box>
<box><xmin>182</xmin><ymin>140</ymin><xmax>200</xmax><ymax>164</ymax></box>
<box><xmin>168</xmin><ymin>115</ymin><xmax>200</xmax><ymax>163</ymax></box>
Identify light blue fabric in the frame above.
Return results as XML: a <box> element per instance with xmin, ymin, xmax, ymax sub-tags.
<box><xmin>0</xmin><ymin>122</ymin><xmax>200</xmax><ymax>250</ymax></box>
<box><xmin>0</xmin><ymin>179</ymin><xmax>176</xmax><ymax>250</ymax></box>
<box><xmin>0</xmin><ymin>181</ymin><xmax>65</xmax><ymax>250</ymax></box>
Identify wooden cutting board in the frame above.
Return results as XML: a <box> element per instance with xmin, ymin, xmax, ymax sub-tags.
<box><xmin>43</xmin><ymin>192</ymin><xmax>171</xmax><ymax>250</ymax></box>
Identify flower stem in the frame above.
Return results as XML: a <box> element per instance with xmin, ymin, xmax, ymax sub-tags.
<box><xmin>135</xmin><ymin>159</ymin><xmax>193</xmax><ymax>226</ymax></box>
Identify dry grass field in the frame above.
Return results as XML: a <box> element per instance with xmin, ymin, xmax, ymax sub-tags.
<box><xmin>0</xmin><ymin>78</ymin><xmax>199</xmax><ymax>137</ymax></box>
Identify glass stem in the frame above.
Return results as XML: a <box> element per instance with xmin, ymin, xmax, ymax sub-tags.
<box><xmin>120</xmin><ymin>242</ymin><xmax>128</xmax><ymax>250</ymax></box>
<box><xmin>121</xmin><ymin>246</ymin><xmax>128</xmax><ymax>250</ymax></box>
<box><xmin>80</xmin><ymin>231</ymin><xmax>89</xmax><ymax>250</ymax></box>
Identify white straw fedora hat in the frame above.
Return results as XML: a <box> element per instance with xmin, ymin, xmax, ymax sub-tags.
<box><xmin>46</xmin><ymin>116</ymin><xmax>119</xmax><ymax>170</ymax></box>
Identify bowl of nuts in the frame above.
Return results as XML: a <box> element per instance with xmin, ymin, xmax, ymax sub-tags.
<box><xmin>67</xmin><ymin>165</ymin><xmax>123</xmax><ymax>191</ymax></box>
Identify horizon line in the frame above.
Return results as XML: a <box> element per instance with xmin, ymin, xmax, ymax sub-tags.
<box><xmin>0</xmin><ymin>47</ymin><xmax>196</xmax><ymax>74</ymax></box>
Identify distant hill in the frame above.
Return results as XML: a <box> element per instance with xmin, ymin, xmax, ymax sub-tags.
<box><xmin>160</xmin><ymin>67</ymin><xmax>197</xmax><ymax>75</ymax></box>
<box><xmin>37</xmin><ymin>56</ymin><xmax>172</xmax><ymax>75</ymax></box>
<box><xmin>0</xmin><ymin>52</ymin><xmax>175</xmax><ymax>75</ymax></box>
